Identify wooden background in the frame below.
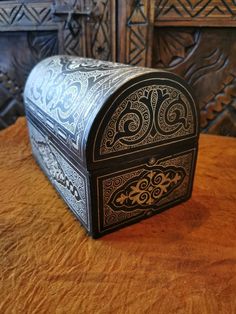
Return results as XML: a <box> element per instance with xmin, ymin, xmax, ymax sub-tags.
<box><xmin>0</xmin><ymin>0</ymin><xmax>236</xmax><ymax>136</ymax></box>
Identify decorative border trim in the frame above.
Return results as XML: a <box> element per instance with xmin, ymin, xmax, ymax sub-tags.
<box><xmin>155</xmin><ymin>0</ymin><xmax>236</xmax><ymax>27</ymax></box>
<box><xmin>0</xmin><ymin>2</ymin><xmax>57</xmax><ymax>31</ymax></box>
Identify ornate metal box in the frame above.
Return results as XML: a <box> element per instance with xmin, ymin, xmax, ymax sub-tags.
<box><xmin>24</xmin><ymin>56</ymin><xmax>199</xmax><ymax>238</ymax></box>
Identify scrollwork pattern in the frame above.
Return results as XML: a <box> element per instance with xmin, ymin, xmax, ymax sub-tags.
<box><xmin>99</xmin><ymin>151</ymin><xmax>194</xmax><ymax>231</ymax></box>
<box><xmin>28</xmin><ymin>123</ymin><xmax>89</xmax><ymax>227</ymax></box>
<box><xmin>25</xmin><ymin>55</ymin><xmax>151</xmax><ymax>159</ymax></box>
<box><xmin>100</xmin><ymin>85</ymin><xmax>194</xmax><ymax>155</ymax></box>
<box><xmin>106</xmin><ymin>100</ymin><xmax>151</xmax><ymax>147</ymax></box>
<box><xmin>109</xmin><ymin>166</ymin><xmax>186</xmax><ymax>211</ymax></box>
<box><xmin>32</xmin><ymin>136</ymin><xmax>82</xmax><ymax>202</ymax></box>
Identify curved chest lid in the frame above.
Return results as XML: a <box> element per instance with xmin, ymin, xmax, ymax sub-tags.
<box><xmin>24</xmin><ymin>56</ymin><xmax>199</xmax><ymax>170</ymax></box>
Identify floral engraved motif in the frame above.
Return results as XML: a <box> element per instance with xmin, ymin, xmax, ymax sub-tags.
<box><xmin>108</xmin><ymin>166</ymin><xmax>186</xmax><ymax>212</ymax></box>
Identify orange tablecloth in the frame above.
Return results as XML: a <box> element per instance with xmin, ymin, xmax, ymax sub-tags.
<box><xmin>0</xmin><ymin>118</ymin><xmax>236</xmax><ymax>313</ymax></box>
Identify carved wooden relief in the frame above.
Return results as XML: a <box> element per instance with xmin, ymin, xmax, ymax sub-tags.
<box><xmin>55</xmin><ymin>0</ymin><xmax>116</xmax><ymax>59</ymax></box>
<box><xmin>0</xmin><ymin>31</ymin><xmax>58</xmax><ymax>129</ymax></box>
<box><xmin>0</xmin><ymin>1</ymin><xmax>56</xmax><ymax>31</ymax></box>
<box><xmin>0</xmin><ymin>0</ymin><xmax>115</xmax><ymax>130</ymax></box>
<box><xmin>152</xmin><ymin>27</ymin><xmax>236</xmax><ymax>136</ymax></box>
<box><xmin>84</xmin><ymin>0</ymin><xmax>116</xmax><ymax>61</ymax></box>
<box><xmin>117</xmin><ymin>0</ymin><xmax>154</xmax><ymax>67</ymax></box>
<box><xmin>155</xmin><ymin>0</ymin><xmax>236</xmax><ymax>26</ymax></box>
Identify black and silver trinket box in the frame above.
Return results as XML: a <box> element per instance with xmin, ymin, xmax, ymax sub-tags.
<box><xmin>24</xmin><ymin>56</ymin><xmax>199</xmax><ymax>238</ymax></box>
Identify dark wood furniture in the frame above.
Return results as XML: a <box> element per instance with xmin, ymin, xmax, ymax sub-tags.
<box><xmin>1</xmin><ymin>0</ymin><xmax>236</xmax><ymax>136</ymax></box>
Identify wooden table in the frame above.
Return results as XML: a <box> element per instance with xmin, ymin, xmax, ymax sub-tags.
<box><xmin>0</xmin><ymin>118</ymin><xmax>236</xmax><ymax>314</ymax></box>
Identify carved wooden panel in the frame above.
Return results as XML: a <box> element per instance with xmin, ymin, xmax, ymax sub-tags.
<box><xmin>0</xmin><ymin>1</ymin><xmax>56</xmax><ymax>31</ymax></box>
<box><xmin>56</xmin><ymin>0</ymin><xmax>116</xmax><ymax>59</ymax></box>
<box><xmin>117</xmin><ymin>0</ymin><xmax>154</xmax><ymax>67</ymax></box>
<box><xmin>84</xmin><ymin>0</ymin><xmax>116</xmax><ymax>61</ymax></box>
<box><xmin>1</xmin><ymin>1</ymin><xmax>236</xmax><ymax>136</ymax></box>
<box><xmin>0</xmin><ymin>31</ymin><xmax>58</xmax><ymax>129</ymax></box>
<box><xmin>115</xmin><ymin>1</ymin><xmax>236</xmax><ymax>136</ymax></box>
<box><xmin>155</xmin><ymin>0</ymin><xmax>236</xmax><ymax>26</ymax></box>
<box><xmin>0</xmin><ymin>0</ymin><xmax>115</xmax><ymax>130</ymax></box>
<box><xmin>152</xmin><ymin>27</ymin><xmax>236</xmax><ymax>136</ymax></box>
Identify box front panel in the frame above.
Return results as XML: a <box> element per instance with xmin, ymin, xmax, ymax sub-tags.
<box><xmin>94</xmin><ymin>148</ymin><xmax>197</xmax><ymax>236</ymax></box>
<box><xmin>27</xmin><ymin>121</ymin><xmax>91</xmax><ymax>233</ymax></box>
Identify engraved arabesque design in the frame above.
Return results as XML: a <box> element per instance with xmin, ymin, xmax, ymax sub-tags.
<box><xmin>29</xmin><ymin>124</ymin><xmax>89</xmax><ymax>227</ymax></box>
<box><xmin>25</xmin><ymin>55</ymin><xmax>151</xmax><ymax>159</ymax></box>
<box><xmin>99</xmin><ymin>151</ymin><xmax>193</xmax><ymax>231</ymax></box>
<box><xmin>102</xmin><ymin>170</ymin><xmax>144</xmax><ymax>228</ymax></box>
<box><xmin>100</xmin><ymin>85</ymin><xmax>194</xmax><ymax>155</ymax></box>
<box><xmin>108</xmin><ymin>166</ymin><xmax>186</xmax><ymax>212</ymax></box>
<box><xmin>28</xmin><ymin>56</ymin><xmax>124</xmax><ymax>126</ymax></box>
<box><xmin>32</xmin><ymin>137</ymin><xmax>82</xmax><ymax>202</ymax></box>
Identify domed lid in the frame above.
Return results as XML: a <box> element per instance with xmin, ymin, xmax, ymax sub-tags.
<box><xmin>24</xmin><ymin>56</ymin><xmax>199</xmax><ymax>170</ymax></box>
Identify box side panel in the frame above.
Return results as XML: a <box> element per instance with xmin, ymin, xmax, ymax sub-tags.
<box><xmin>89</xmin><ymin>74</ymin><xmax>199</xmax><ymax>169</ymax></box>
<box><xmin>91</xmin><ymin>147</ymin><xmax>197</xmax><ymax>237</ymax></box>
<box><xmin>27</xmin><ymin>121</ymin><xmax>91</xmax><ymax>234</ymax></box>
